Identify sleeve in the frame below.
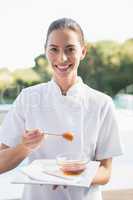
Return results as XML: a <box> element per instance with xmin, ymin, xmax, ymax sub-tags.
<box><xmin>95</xmin><ymin>98</ymin><xmax>124</xmax><ymax>160</ymax></box>
<box><xmin>0</xmin><ymin>90</ymin><xmax>26</xmax><ymax>147</ymax></box>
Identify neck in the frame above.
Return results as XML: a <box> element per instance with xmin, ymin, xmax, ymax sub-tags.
<box><xmin>53</xmin><ymin>74</ymin><xmax>78</xmax><ymax>95</ymax></box>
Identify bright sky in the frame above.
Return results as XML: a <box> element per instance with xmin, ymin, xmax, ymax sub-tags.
<box><xmin>0</xmin><ymin>0</ymin><xmax>133</xmax><ymax>71</ymax></box>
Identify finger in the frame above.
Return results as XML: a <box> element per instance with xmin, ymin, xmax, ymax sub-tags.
<box><xmin>26</xmin><ymin>129</ymin><xmax>33</xmax><ymax>132</ymax></box>
<box><xmin>24</xmin><ymin>131</ymin><xmax>44</xmax><ymax>139</ymax></box>
<box><xmin>24</xmin><ymin>133</ymin><xmax>41</xmax><ymax>140</ymax></box>
<box><xmin>24</xmin><ymin>135</ymin><xmax>44</xmax><ymax>145</ymax></box>
<box><xmin>36</xmin><ymin>128</ymin><xmax>44</xmax><ymax>134</ymax></box>
<box><xmin>23</xmin><ymin>131</ymin><xmax>37</xmax><ymax>138</ymax></box>
<box><xmin>25</xmin><ymin>129</ymin><xmax>43</xmax><ymax>135</ymax></box>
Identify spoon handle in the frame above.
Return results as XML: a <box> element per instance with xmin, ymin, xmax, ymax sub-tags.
<box><xmin>45</xmin><ymin>132</ymin><xmax>62</xmax><ymax>136</ymax></box>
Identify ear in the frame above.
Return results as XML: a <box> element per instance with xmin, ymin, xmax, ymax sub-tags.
<box><xmin>44</xmin><ymin>45</ymin><xmax>48</xmax><ymax>60</ymax></box>
<box><xmin>44</xmin><ymin>44</ymin><xmax>46</xmax><ymax>54</ymax></box>
<box><xmin>80</xmin><ymin>46</ymin><xmax>87</xmax><ymax>60</ymax></box>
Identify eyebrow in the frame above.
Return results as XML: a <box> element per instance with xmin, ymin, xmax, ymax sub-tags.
<box><xmin>49</xmin><ymin>44</ymin><xmax>58</xmax><ymax>47</ymax></box>
<box><xmin>49</xmin><ymin>44</ymin><xmax>78</xmax><ymax>48</ymax></box>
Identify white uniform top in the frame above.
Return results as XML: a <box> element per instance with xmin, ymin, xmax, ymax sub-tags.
<box><xmin>0</xmin><ymin>77</ymin><xmax>123</xmax><ymax>200</ymax></box>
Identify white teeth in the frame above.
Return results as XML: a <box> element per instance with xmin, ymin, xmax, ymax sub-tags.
<box><xmin>57</xmin><ymin>66</ymin><xmax>69</xmax><ymax>69</ymax></box>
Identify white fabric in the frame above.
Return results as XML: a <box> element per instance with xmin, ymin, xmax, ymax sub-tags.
<box><xmin>0</xmin><ymin>77</ymin><xmax>123</xmax><ymax>200</ymax></box>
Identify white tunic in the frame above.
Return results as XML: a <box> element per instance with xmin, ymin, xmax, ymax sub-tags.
<box><xmin>0</xmin><ymin>77</ymin><xmax>123</xmax><ymax>200</ymax></box>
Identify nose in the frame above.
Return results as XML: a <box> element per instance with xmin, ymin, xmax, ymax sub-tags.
<box><xmin>59</xmin><ymin>51</ymin><xmax>67</xmax><ymax>63</ymax></box>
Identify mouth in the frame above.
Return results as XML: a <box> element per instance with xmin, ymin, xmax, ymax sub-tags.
<box><xmin>55</xmin><ymin>64</ymin><xmax>72</xmax><ymax>72</ymax></box>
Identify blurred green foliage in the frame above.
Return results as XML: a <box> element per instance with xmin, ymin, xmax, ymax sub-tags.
<box><xmin>33</xmin><ymin>54</ymin><xmax>53</xmax><ymax>82</ymax></box>
<box><xmin>78</xmin><ymin>39</ymin><xmax>133</xmax><ymax>96</ymax></box>
<box><xmin>0</xmin><ymin>39</ymin><xmax>133</xmax><ymax>103</ymax></box>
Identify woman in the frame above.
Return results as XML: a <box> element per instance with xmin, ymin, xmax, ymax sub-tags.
<box><xmin>0</xmin><ymin>18</ymin><xmax>123</xmax><ymax>200</ymax></box>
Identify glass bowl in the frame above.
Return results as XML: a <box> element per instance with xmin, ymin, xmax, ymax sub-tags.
<box><xmin>56</xmin><ymin>152</ymin><xmax>89</xmax><ymax>176</ymax></box>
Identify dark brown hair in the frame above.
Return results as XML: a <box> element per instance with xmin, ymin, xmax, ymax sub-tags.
<box><xmin>45</xmin><ymin>18</ymin><xmax>85</xmax><ymax>48</ymax></box>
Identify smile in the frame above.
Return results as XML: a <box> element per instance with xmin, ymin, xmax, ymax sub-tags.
<box><xmin>55</xmin><ymin>64</ymin><xmax>72</xmax><ymax>72</ymax></box>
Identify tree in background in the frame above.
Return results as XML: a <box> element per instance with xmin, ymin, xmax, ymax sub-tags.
<box><xmin>118</xmin><ymin>39</ymin><xmax>133</xmax><ymax>93</ymax></box>
<box><xmin>0</xmin><ymin>68</ymin><xmax>14</xmax><ymax>103</ymax></box>
<box><xmin>78</xmin><ymin>40</ymin><xmax>133</xmax><ymax>96</ymax></box>
<box><xmin>33</xmin><ymin>54</ymin><xmax>52</xmax><ymax>82</ymax></box>
<box><xmin>0</xmin><ymin>68</ymin><xmax>42</xmax><ymax>104</ymax></box>
<box><xmin>12</xmin><ymin>68</ymin><xmax>41</xmax><ymax>87</ymax></box>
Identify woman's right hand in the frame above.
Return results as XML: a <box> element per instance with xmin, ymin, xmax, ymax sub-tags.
<box><xmin>21</xmin><ymin>129</ymin><xmax>45</xmax><ymax>152</ymax></box>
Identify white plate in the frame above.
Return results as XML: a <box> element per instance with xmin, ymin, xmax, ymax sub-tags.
<box><xmin>12</xmin><ymin>159</ymin><xmax>100</xmax><ymax>188</ymax></box>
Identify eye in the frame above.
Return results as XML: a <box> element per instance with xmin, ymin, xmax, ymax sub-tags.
<box><xmin>67</xmin><ymin>47</ymin><xmax>76</xmax><ymax>52</ymax></box>
<box><xmin>66</xmin><ymin>47</ymin><xmax>76</xmax><ymax>54</ymax></box>
<box><xmin>49</xmin><ymin>48</ymin><xmax>58</xmax><ymax>53</ymax></box>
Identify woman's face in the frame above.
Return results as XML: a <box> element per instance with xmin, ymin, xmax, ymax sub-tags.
<box><xmin>45</xmin><ymin>28</ymin><xmax>86</xmax><ymax>82</ymax></box>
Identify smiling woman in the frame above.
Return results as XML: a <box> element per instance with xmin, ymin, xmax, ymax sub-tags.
<box><xmin>45</xmin><ymin>20</ymin><xmax>86</xmax><ymax>95</ymax></box>
<box><xmin>0</xmin><ymin>18</ymin><xmax>123</xmax><ymax>200</ymax></box>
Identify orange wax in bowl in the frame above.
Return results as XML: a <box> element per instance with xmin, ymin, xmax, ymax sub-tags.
<box><xmin>56</xmin><ymin>153</ymin><xmax>89</xmax><ymax>176</ymax></box>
